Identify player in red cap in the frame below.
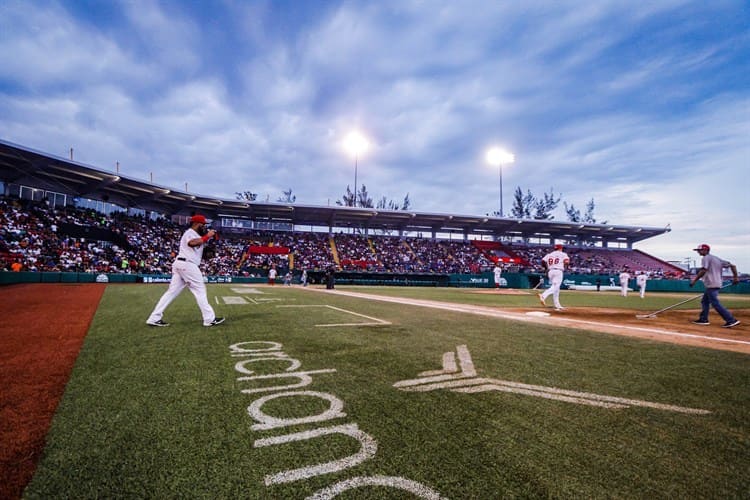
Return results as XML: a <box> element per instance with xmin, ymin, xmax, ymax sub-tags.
<box><xmin>689</xmin><ymin>244</ymin><xmax>740</xmax><ymax>328</ymax></box>
<box><xmin>539</xmin><ymin>243</ymin><xmax>570</xmax><ymax>311</ymax></box>
<box><xmin>146</xmin><ymin>214</ymin><xmax>225</xmax><ymax>327</ymax></box>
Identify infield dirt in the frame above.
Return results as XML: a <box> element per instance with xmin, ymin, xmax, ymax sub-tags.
<box><xmin>317</xmin><ymin>288</ymin><xmax>750</xmax><ymax>354</ymax></box>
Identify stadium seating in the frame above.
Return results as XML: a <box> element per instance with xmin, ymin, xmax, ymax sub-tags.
<box><xmin>0</xmin><ymin>195</ymin><xmax>686</xmax><ymax>279</ymax></box>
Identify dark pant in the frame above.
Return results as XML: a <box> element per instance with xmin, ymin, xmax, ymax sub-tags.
<box><xmin>699</xmin><ymin>288</ymin><xmax>736</xmax><ymax>323</ymax></box>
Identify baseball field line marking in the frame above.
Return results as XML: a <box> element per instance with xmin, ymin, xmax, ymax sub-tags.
<box><xmin>311</xmin><ymin>289</ymin><xmax>750</xmax><ymax>346</ymax></box>
<box><xmin>277</xmin><ymin>304</ymin><xmax>391</xmax><ymax>327</ymax></box>
<box><xmin>222</xmin><ymin>296</ymin><xmax>249</xmax><ymax>304</ymax></box>
<box><xmin>394</xmin><ymin>345</ymin><xmax>710</xmax><ymax>415</ymax></box>
<box><xmin>230</xmin><ymin>287</ymin><xmax>264</xmax><ymax>294</ymax></box>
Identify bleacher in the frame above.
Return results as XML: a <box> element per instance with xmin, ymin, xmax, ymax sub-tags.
<box><xmin>1</xmin><ymin>195</ymin><xmax>686</xmax><ymax>280</ymax></box>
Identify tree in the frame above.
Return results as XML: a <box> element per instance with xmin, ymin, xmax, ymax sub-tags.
<box><xmin>338</xmin><ymin>185</ymin><xmax>410</xmax><ymax>211</ymax></box>
<box><xmin>336</xmin><ymin>186</ymin><xmax>356</xmax><ymax>207</ymax></box>
<box><xmin>356</xmin><ymin>185</ymin><xmax>374</xmax><ymax>208</ymax></box>
<box><xmin>401</xmin><ymin>193</ymin><xmax>411</xmax><ymax>211</ymax></box>
<box><xmin>376</xmin><ymin>193</ymin><xmax>411</xmax><ymax>211</ymax></box>
<box><xmin>564</xmin><ymin>202</ymin><xmax>581</xmax><ymax>222</ymax></box>
<box><xmin>583</xmin><ymin>198</ymin><xmax>607</xmax><ymax>224</ymax></box>
<box><xmin>277</xmin><ymin>188</ymin><xmax>296</xmax><ymax>203</ymax></box>
<box><xmin>510</xmin><ymin>187</ymin><xmax>535</xmax><ymax>219</ymax></box>
<box><xmin>235</xmin><ymin>190</ymin><xmax>257</xmax><ymax>202</ymax></box>
<box><xmin>533</xmin><ymin>187</ymin><xmax>561</xmax><ymax>220</ymax></box>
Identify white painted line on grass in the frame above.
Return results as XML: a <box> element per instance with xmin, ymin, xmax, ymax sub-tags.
<box><xmin>277</xmin><ymin>304</ymin><xmax>391</xmax><ymax>327</ymax></box>
<box><xmin>222</xmin><ymin>296</ymin><xmax>249</xmax><ymax>304</ymax></box>
<box><xmin>395</xmin><ymin>345</ymin><xmax>710</xmax><ymax>415</ymax></box>
<box><xmin>231</xmin><ymin>287</ymin><xmax>264</xmax><ymax>294</ymax></box>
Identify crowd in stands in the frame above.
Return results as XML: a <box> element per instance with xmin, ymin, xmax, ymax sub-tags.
<box><xmin>1</xmin><ymin>196</ymin><xmax>685</xmax><ymax>279</ymax></box>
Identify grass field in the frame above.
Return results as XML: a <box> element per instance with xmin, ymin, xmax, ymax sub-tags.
<box><xmin>25</xmin><ymin>284</ymin><xmax>750</xmax><ymax>498</ymax></box>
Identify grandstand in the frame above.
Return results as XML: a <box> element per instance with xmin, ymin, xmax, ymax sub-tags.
<box><xmin>0</xmin><ymin>138</ymin><xmax>683</xmax><ymax>282</ymax></box>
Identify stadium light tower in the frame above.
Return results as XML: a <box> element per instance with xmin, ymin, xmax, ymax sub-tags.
<box><xmin>485</xmin><ymin>147</ymin><xmax>515</xmax><ymax>217</ymax></box>
<box><xmin>343</xmin><ymin>131</ymin><xmax>369</xmax><ymax>207</ymax></box>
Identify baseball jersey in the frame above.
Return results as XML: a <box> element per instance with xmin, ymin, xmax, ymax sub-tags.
<box><xmin>700</xmin><ymin>254</ymin><xmax>730</xmax><ymax>288</ymax></box>
<box><xmin>636</xmin><ymin>274</ymin><xmax>647</xmax><ymax>286</ymax></box>
<box><xmin>542</xmin><ymin>250</ymin><xmax>569</xmax><ymax>270</ymax></box>
<box><xmin>493</xmin><ymin>265</ymin><xmax>502</xmax><ymax>279</ymax></box>
<box><xmin>176</xmin><ymin>228</ymin><xmax>204</xmax><ymax>265</ymax></box>
<box><xmin>619</xmin><ymin>272</ymin><xmax>630</xmax><ymax>284</ymax></box>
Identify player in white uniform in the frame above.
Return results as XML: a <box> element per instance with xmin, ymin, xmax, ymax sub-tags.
<box><xmin>146</xmin><ymin>214</ymin><xmax>225</xmax><ymax>327</ymax></box>
<box><xmin>636</xmin><ymin>272</ymin><xmax>648</xmax><ymax>298</ymax></box>
<box><xmin>618</xmin><ymin>269</ymin><xmax>631</xmax><ymax>297</ymax></box>
<box><xmin>538</xmin><ymin>244</ymin><xmax>570</xmax><ymax>311</ymax></box>
<box><xmin>493</xmin><ymin>262</ymin><xmax>503</xmax><ymax>290</ymax></box>
<box><xmin>268</xmin><ymin>264</ymin><xmax>277</xmax><ymax>285</ymax></box>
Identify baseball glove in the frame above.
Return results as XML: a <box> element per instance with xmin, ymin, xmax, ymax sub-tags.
<box><xmin>203</xmin><ymin>244</ymin><xmax>216</xmax><ymax>260</ymax></box>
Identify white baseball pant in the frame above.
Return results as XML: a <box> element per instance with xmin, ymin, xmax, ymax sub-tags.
<box><xmin>540</xmin><ymin>269</ymin><xmax>564</xmax><ymax>308</ymax></box>
<box><xmin>147</xmin><ymin>260</ymin><xmax>216</xmax><ymax>325</ymax></box>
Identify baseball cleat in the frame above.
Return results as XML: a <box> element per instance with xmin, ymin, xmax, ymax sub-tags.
<box><xmin>147</xmin><ymin>319</ymin><xmax>170</xmax><ymax>327</ymax></box>
<box><xmin>691</xmin><ymin>320</ymin><xmax>710</xmax><ymax>326</ymax></box>
<box><xmin>722</xmin><ymin>320</ymin><xmax>740</xmax><ymax>328</ymax></box>
<box><xmin>538</xmin><ymin>294</ymin><xmax>546</xmax><ymax>307</ymax></box>
<box><xmin>205</xmin><ymin>317</ymin><xmax>225</xmax><ymax>327</ymax></box>
<box><xmin>554</xmin><ymin>307</ymin><xmax>566</xmax><ymax>311</ymax></box>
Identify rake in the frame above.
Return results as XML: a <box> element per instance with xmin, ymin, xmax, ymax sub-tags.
<box><xmin>635</xmin><ymin>282</ymin><xmax>736</xmax><ymax>319</ymax></box>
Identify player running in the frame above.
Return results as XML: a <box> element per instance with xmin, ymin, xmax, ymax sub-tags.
<box><xmin>538</xmin><ymin>243</ymin><xmax>570</xmax><ymax>311</ymax></box>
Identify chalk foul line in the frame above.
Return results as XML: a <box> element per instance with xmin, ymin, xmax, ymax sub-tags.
<box><xmin>314</xmin><ymin>288</ymin><xmax>750</xmax><ymax>347</ymax></box>
<box><xmin>394</xmin><ymin>345</ymin><xmax>710</xmax><ymax>415</ymax></box>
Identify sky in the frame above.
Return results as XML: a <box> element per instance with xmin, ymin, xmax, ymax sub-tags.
<box><xmin>1</xmin><ymin>0</ymin><xmax>748</xmax><ymax>271</ymax></box>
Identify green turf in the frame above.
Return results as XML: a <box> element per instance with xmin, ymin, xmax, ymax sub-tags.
<box><xmin>24</xmin><ymin>285</ymin><xmax>750</xmax><ymax>499</ymax></box>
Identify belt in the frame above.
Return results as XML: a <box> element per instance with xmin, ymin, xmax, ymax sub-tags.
<box><xmin>177</xmin><ymin>257</ymin><xmax>186</xmax><ymax>261</ymax></box>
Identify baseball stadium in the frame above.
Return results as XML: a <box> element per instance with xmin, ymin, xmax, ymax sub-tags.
<box><xmin>1</xmin><ymin>138</ymin><xmax>749</xmax><ymax>499</ymax></box>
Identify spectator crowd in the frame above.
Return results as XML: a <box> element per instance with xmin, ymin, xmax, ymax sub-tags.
<box><xmin>1</xmin><ymin>196</ymin><xmax>684</xmax><ymax>279</ymax></box>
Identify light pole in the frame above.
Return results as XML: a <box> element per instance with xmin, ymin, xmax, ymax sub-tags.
<box><xmin>486</xmin><ymin>147</ymin><xmax>515</xmax><ymax>217</ymax></box>
<box><xmin>343</xmin><ymin>131</ymin><xmax>369</xmax><ymax>207</ymax></box>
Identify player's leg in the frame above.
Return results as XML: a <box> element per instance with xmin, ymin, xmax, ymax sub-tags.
<box><xmin>550</xmin><ymin>270</ymin><xmax>563</xmax><ymax>309</ymax></box>
<box><xmin>147</xmin><ymin>270</ymin><xmax>186</xmax><ymax>323</ymax></box>
<box><xmin>697</xmin><ymin>292</ymin><xmax>711</xmax><ymax>322</ymax></box>
<box><xmin>706</xmin><ymin>288</ymin><xmax>737</xmax><ymax>324</ymax></box>
<box><xmin>540</xmin><ymin>272</ymin><xmax>552</xmax><ymax>302</ymax></box>
<box><xmin>182</xmin><ymin>266</ymin><xmax>217</xmax><ymax>324</ymax></box>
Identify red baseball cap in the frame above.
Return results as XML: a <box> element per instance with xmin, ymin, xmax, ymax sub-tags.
<box><xmin>554</xmin><ymin>244</ymin><xmax>563</xmax><ymax>250</ymax></box>
<box><xmin>190</xmin><ymin>214</ymin><xmax>207</xmax><ymax>224</ymax></box>
<box><xmin>693</xmin><ymin>244</ymin><xmax>710</xmax><ymax>252</ymax></box>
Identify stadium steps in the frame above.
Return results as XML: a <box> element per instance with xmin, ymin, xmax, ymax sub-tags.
<box><xmin>329</xmin><ymin>237</ymin><xmax>342</xmax><ymax>270</ymax></box>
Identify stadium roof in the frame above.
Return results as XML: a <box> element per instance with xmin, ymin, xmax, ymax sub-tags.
<box><xmin>0</xmin><ymin>138</ymin><xmax>669</xmax><ymax>245</ymax></box>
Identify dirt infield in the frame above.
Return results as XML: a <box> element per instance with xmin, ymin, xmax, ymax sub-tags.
<box><xmin>510</xmin><ymin>306</ymin><xmax>750</xmax><ymax>354</ymax></box>
<box><xmin>319</xmin><ymin>288</ymin><xmax>750</xmax><ymax>354</ymax></box>
<box><xmin>0</xmin><ymin>284</ymin><xmax>105</xmax><ymax>500</ymax></box>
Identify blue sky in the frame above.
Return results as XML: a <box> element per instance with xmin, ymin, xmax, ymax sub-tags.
<box><xmin>1</xmin><ymin>0</ymin><xmax>748</xmax><ymax>271</ymax></box>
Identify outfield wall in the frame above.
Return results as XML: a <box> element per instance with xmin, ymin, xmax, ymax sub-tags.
<box><xmin>1</xmin><ymin>271</ymin><xmax>748</xmax><ymax>294</ymax></box>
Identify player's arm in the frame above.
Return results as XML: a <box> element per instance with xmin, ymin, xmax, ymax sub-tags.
<box><xmin>726</xmin><ymin>262</ymin><xmax>739</xmax><ymax>284</ymax></box>
<box><xmin>188</xmin><ymin>229</ymin><xmax>217</xmax><ymax>247</ymax></box>
<box><xmin>690</xmin><ymin>268</ymin><xmax>707</xmax><ymax>287</ymax></box>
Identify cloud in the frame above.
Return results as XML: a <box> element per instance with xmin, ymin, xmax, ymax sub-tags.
<box><xmin>0</xmin><ymin>0</ymin><xmax>748</xmax><ymax>269</ymax></box>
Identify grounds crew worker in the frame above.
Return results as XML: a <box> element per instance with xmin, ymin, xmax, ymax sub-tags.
<box><xmin>146</xmin><ymin>214</ymin><xmax>225</xmax><ymax>327</ymax></box>
<box><xmin>689</xmin><ymin>243</ymin><xmax>740</xmax><ymax>328</ymax></box>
